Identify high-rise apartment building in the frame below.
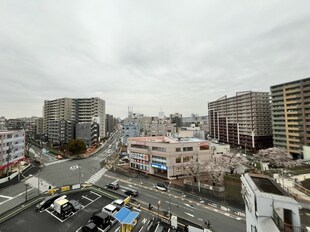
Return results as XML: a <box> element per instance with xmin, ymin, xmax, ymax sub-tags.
<box><xmin>35</xmin><ymin>117</ymin><xmax>43</xmax><ymax>135</ymax></box>
<box><xmin>208</xmin><ymin>91</ymin><xmax>272</xmax><ymax>149</ymax></box>
<box><xmin>271</xmin><ymin>77</ymin><xmax>310</xmax><ymax>158</ymax></box>
<box><xmin>43</xmin><ymin>97</ymin><xmax>105</xmax><ymax>144</ymax></box>
<box><xmin>105</xmin><ymin>114</ymin><xmax>116</xmax><ymax>137</ymax></box>
<box><xmin>76</xmin><ymin>122</ymin><xmax>99</xmax><ymax>147</ymax></box>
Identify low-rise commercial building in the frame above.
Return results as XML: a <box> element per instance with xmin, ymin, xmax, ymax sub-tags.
<box><xmin>127</xmin><ymin>136</ymin><xmax>210</xmax><ymax>179</ymax></box>
<box><xmin>241</xmin><ymin>173</ymin><xmax>303</xmax><ymax>232</ymax></box>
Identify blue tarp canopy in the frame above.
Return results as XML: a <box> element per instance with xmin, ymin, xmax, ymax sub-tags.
<box><xmin>114</xmin><ymin>207</ymin><xmax>139</xmax><ymax>225</ymax></box>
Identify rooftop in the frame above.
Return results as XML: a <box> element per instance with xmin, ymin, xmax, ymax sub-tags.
<box><xmin>128</xmin><ymin>136</ymin><xmax>207</xmax><ymax>144</ymax></box>
<box><xmin>250</xmin><ymin>174</ymin><xmax>289</xmax><ymax>196</ymax></box>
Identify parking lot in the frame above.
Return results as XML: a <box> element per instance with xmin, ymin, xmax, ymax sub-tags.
<box><xmin>0</xmin><ymin>190</ymin><xmax>157</xmax><ymax>232</ymax></box>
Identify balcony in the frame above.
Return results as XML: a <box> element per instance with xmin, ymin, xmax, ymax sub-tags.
<box><xmin>273</xmin><ymin>209</ymin><xmax>307</xmax><ymax>232</ymax></box>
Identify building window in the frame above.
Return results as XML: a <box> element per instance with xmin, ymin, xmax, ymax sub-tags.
<box><xmin>176</xmin><ymin>157</ymin><xmax>182</xmax><ymax>163</ymax></box>
<box><xmin>131</xmin><ymin>144</ymin><xmax>148</xmax><ymax>149</ymax></box>
<box><xmin>183</xmin><ymin>156</ymin><xmax>193</xmax><ymax>162</ymax></box>
<box><xmin>176</xmin><ymin>148</ymin><xmax>181</xmax><ymax>152</ymax></box>
<box><xmin>152</xmin><ymin>147</ymin><xmax>166</xmax><ymax>152</ymax></box>
<box><xmin>183</xmin><ymin>147</ymin><xmax>193</xmax><ymax>152</ymax></box>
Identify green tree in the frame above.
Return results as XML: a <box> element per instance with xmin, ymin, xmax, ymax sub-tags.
<box><xmin>68</xmin><ymin>139</ymin><xmax>86</xmax><ymax>155</ymax></box>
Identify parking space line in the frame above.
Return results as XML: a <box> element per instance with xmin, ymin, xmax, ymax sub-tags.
<box><xmin>45</xmin><ymin>209</ymin><xmax>65</xmax><ymax>222</ymax></box>
<box><xmin>90</xmin><ymin>191</ymin><xmax>101</xmax><ymax>198</ymax></box>
<box><xmin>82</xmin><ymin>195</ymin><xmax>94</xmax><ymax>202</ymax></box>
<box><xmin>83</xmin><ymin>195</ymin><xmax>101</xmax><ymax>208</ymax></box>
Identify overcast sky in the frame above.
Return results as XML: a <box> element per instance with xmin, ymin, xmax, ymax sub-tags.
<box><xmin>1</xmin><ymin>1</ymin><xmax>310</xmax><ymax>119</ymax></box>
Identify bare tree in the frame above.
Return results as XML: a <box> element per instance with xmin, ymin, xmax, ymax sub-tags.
<box><xmin>253</xmin><ymin>147</ymin><xmax>302</xmax><ymax>168</ymax></box>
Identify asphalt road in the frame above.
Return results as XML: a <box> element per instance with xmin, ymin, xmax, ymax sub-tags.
<box><xmin>94</xmin><ymin>172</ymin><xmax>246</xmax><ymax>232</ymax></box>
<box><xmin>0</xmin><ymin>130</ymin><xmax>246</xmax><ymax>232</ymax></box>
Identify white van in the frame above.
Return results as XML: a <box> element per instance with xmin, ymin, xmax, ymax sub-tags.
<box><xmin>102</xmin><ymin>204</ymin><xmax>118</xmax><ymax>217</ymax></box>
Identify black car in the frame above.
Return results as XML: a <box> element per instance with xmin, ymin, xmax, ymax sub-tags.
<box><xmin>106</xmin><ymin>182</ymin><xmax>119</xmax><ymax>190</ymax></box>
<box><xmin>82</xmin><ymin>222</ymin><xmax>98</xmax><ymax>232</ymax></box>
<box><xmin>124</xmin><ymin>189</ymin><xmax>139</xmax><ymax>197</ymax></box>
<box><xmin>35</xmin><ymin>194</ymin><xmax>60</xmax><ymax>211</ymax></box>
<box><xmin>69</xmin><ymin>199</ymin><xmax>82</xmax><ymax>212</ymax></box>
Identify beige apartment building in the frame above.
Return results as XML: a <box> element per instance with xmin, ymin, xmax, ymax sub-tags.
<box><xmin>271</xmin><ymin>77</ymin><xmax>310</xmax><ymax>158</ymax></box>
<box><xmin>208</xmin><ymin>91</ymin><xmax>273</xmax><ymax>150</ymax></box>
<box><xmin>127</xmin><ymin>136</ymin><xmax>210</xmax><ymax>180</ymax></box>
<box><xmin>43</xmin><ymin>97</ymin><xmax>105</xmax><ymax>144</ymax></box>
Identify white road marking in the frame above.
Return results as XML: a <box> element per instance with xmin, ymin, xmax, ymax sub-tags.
<box><xmin>142</xmin><ymin>218</ymin><xmax>147</xmax><ymax>224</ymax></box>
<box><xmin>236</xmin><ymin>217</ymin><xmax>241</xmax><ymax>220</ymax></box>
<box><xmin>0</xmin><ymin>187</ymin><xmax>35</xmax><ymax>205</ymax></box>
<box><xmin>185</xmin><ymin>212</ymin><xmax>194</xmax><ymax>217</ymax></box>
<box><xmin>0</xmin><ymin>195</ymin><xmax>13</xmax><ymax>200</ymax></box>
<box><xmin>198</xmin><ymin>218</ymin><xmax>203</xmax><ymax>221</ymax></box>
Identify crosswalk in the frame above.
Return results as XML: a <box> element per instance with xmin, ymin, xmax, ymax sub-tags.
<box><xmin>44</xmin><ymin>159</ymin><xmax>69</xmax><ymax>166</ymax></box>
<box><xmin>86</xmin><ymin>167</ymin><xmax>108</xmax><ymax>184</ymax></box>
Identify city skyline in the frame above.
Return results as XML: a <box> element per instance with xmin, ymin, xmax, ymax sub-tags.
<box><xmin>1</xmin><ymin>1</ymin><xmax>310</xmax><ymax>119</ymax></box>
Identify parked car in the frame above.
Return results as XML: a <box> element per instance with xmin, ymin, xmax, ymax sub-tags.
<box><xmin>69</xmin><ymin>199</ymin><xmax>82</xmax><ymax>212</ymax></box>
<box><xmin>82</xmin><ymin>222</ymin><xmax>98</xmax><ymax>232</ymax></box>
<box><xmin>102</xmin><ymin>204</ymin><xmax>119</xmax><ymax>217</ymax></box>
<box><xmin>90</xmin><ymin>212</ymin><xmax>111</xmax><ymax>229</ymax></box>
<box><xmin>112</xmin><ymin>199</ymin><xmax>124</xmax><ymax>207</ymax></box>
<box><xmin>106</xmin><ymin>182</ymin><xmax>119</xmax><ymax>190</ymax></box>
<box><xmin>36</xmin><ymin>194</ymin><xmax>60</xmax><ymax>211</ymax></box>
<box><xmin>124</xmin><ymin>189</ymin><xmax>139</xmax><ymax>197</ymax></box>
<box><xmin>112</xmin><ymin>199</ymin><xmax>132</xmax><ymax>209</ymax></box>
<box><xmin>155</xmin><ymin>183</ymin><xmax>168</xmax><ymax>191</ymax></box>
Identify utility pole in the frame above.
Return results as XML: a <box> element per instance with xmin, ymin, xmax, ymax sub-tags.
<box><xmin>196</xmin><ymin>147</ymin><xmax>201</xmax><ymax>192</ymax></box>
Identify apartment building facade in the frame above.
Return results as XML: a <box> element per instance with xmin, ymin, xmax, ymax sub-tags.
<box><xmin>208</xmin><ymin>92</ymin><xmax>273</xmax><ymax>150</ymax></box>
<box><xmin>0</xmin><ymin>130</ymin><xmax>25</xmax><ymax>175</ymax></box>
<box><xmin>76</xmin><ymin>122</ymin><xmax>99</xmax><ymax>147</ymax></box>
<box><xmin>43</xmin><ymin>97</ymin><xmax>105</xmax><ymax>144</ymax></box>
<box><xmin>127</xmin><ymin>136</ymin><xmax>210</xmax><ymax>180</ymax></box>
<box><xmin>146</xmin><ymin>118</ymin><xmax>176</xmax><ymax>137</ymax></box>
<box><xmin>271</xmin><ymin>77</ymin><xmax>310</xmax><ymax>158</ymax></box>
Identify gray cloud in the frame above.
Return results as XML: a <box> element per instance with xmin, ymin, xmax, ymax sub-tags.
<box><xmin>1</xmin><ymin>0</ymin><xmax>310</xmax><ymax>119</ymax></box>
